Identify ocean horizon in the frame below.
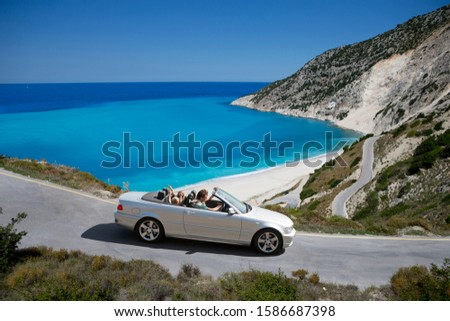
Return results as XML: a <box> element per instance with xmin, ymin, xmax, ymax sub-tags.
<box><xmin>0</xmin><ymin>82</ymin><xmax>361</xmax><ymax>191</ymax></box>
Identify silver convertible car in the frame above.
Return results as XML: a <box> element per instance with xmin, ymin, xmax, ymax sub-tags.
<box><xmin>114</xmin><ymin>187</ymin><xmax>296</xmax><ymax>255</ymax></box>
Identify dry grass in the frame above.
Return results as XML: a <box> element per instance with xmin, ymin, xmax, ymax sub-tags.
<box><xmin>2</xmin><ymin>247</ymin><xmax>448</xmax><ymax>301</ymax></box>
<box><xmin>0</xmin><ymin>156</ymin><xmax>121</xmax><ymax>197</ymax></box>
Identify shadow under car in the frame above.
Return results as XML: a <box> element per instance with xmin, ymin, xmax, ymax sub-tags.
<box><xmin>81</xmin><ymin>223</ymin><xmax>284</xmax><ymax>257</ymax></box>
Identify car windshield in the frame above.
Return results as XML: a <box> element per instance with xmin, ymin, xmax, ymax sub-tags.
<box><xmin>214</xmin><ymin>188</ymin><xmax>249</xmax><ymax>213</ymax></box>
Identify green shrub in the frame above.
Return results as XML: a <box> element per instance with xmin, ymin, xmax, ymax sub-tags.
<box><xmin>177</xmin><ymin>263</ymin><xmax>201</xmax><ymax>281</ymax></box>
<box><xmin>220</xmin><ymin>270</ymin><xmax>298</xmax><ymax>300</ymax></box>
<box><xmin>406</xmin><ymin>161</ymin><xmax>422</xmax><ymax>175</ymax></box>
<box><xmin>414</xmin><ymin>136</ymin><xmax>437</xmax><ymax>156</ymax></box>
<box><xmin>410</xmin><ymin>120</ymin><xmax>421</xmax><ymax>128</ymax></box>
<box><xmin>353</xmin><ymin>191</ymin><xmax>379</xmax><ymax>220</ymax></box>
<box><xmin>6</xmin><ymin>260</ymin><xmax>116</xmax><ymax>300</ymax></box>
<box><xmin>392</xmin><ymin>124</ymin><xmax>407</xmax><ymax>137</ymax></box>
<box><xmin>292</xmin><ymin>269</ymin><xmax>309</xmax><ymax>281</ymax></box>
<box><xmin>390</xmin><ymin>259</ymin><xmax>450</xmax><ymax>300</ymax></box>
<box><xmin>380</xmin><ymin>203</ymin><xmax>410</xmax><ymax>218</ymax></box>
<box><xmin>442</xmin><ymin>193</ymin><xmax>450</xmax><ymax>205</ymax></box>
<box><xmin>326</xmin><ymin>216</ymin><xmax>363</xmax><ymax>230</ymax></box>
<box><xmin>406</xmin><ymin>136</ymin><xmax>442</xmax><ymax>175</ymax></box>
<box><xmin>328</xmin><ymin>178</ymin><xmax>342</xmax><ymax>189</ymax></box>
<box><xmin>422</xmin><ymin>113</ymin><xmax>435</xmax><ymax>124</ymax></box>
<box><xmin>434</xmin><ymin>121</ymin><xmax>444</xmax><ymax>131</ymax></box>
<box><xmin>324</xmin><ymin>159</ymin><xmax>336</xmax><ymax>167</ymax></box>
<box><xmin>300</xmin><ymin>188</ymin><xmax>316</xmax><ymax>200</ymax></box>
<box><xmin>436</xmin><ymin>129</ymin><xmax>450</xmax><ymax>146</ymax></box>
<box><xmin>407</xmin><ymin>152</ymin><xmax>438</xmax><ymax>175</ymax></box>
<box><xmin>391</xmin><ymin>265</ymin><xmax>431</xmax><ymax>300</ymax></box>
<box><xmin>307</xmin><ymin>200</ymin><xmax>321</xmax><ymax>211</ymax></box>
<box><xmin>397</xmin><ymin>182</ymin><xmax>411</xmax><ymax>198</ymax></box>
<box><xmin>441</xmin><ymin>145</ymin><xmax>450</xmax><ymax>158</ymax></box>
<box><xmin>309</xmin><ymin>273</ymin><xmax>320</xmax><ymax>285</ymax></box>
<box><xmin>407</xmin><ymin>131</ymin><xmax>417</xmax><ymax>138</ymax></box>
<box><xmin>350</xmin><ymin>157</ymin><xmax>361</xmax><ymax>168</ymax></box>
<box><xmin>4</xmin><ymin>247</ymin><xmax>177</xmax><ymax>301</ymax></box>
<box><xmin>91</xmin><ymin>255</ymin><xmax>109</xmax><ymax>271</ymax></box>
<box><xmin>376</xmin><ymin>164</ymin><xmax>404</xmax><ymax>191</ymax></box>
<box><xmin>416</xmin><ymin>129</ymin><xmax>434</xmax><ymax>136</ymax></box>
<box><xmin>0</xmin><ymin>209</ymin><xmax>27</xmax><ymax>272</ymax></box>
<box><xmin>386</xmin><ymin>216</ymin><xmax>409</xmax><ymax>229</ymax></box>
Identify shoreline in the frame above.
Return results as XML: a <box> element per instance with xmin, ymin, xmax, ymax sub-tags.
<box><xmin>184</xmin><ymin>98</ymin><xmax>360</xmax><ymax>205</ymax></box>
<box><xmin>178</xmin><ymin>151</ymin><xmax>340</xmax><ymax>205</ymax></box>
<box><xmin>174</xmin><ymin>97</ymin><xmax>356</xmax><ymax>205</ymax></box>
<box><xmin>231</xmin><ymin>95</ymin><xmax>370</xmax><ymax>135</ymax></box>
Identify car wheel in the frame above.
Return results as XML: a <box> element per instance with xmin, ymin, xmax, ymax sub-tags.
<box><xmin>135</xmin><ymin>218</ymin><xmax>164</xmax><ymax>242</ymax></box>
<box><xmin>253</xmin><ymin>229</ymin><xmax>282</xmax><ymax>255</ymax></box>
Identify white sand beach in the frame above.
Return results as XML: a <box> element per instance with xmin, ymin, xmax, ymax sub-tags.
<box><xmin>178</xmin><ymin>152</ymin><xmax>338</xmax><ymax>206</ymax></box>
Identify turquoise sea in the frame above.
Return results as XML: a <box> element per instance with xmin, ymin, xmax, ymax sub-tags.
<box><xmin>0</xmin><ymin>83</ymin><xmax>360</xmax><ymax>191</ymax></box>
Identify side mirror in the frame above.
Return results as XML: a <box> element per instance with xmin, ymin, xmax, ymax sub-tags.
<box><xmin>228</xmin><ymin>208</ymin><xmax>237</xmax><ymax>215</ymax></box>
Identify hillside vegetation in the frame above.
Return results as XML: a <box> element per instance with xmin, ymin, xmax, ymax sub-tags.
<box><xmin>1</xmin><ymin>245</ymin><xmax>448</xmax><ymax>301</ymax></box>
<box><xmin>253</xmin><ymin>4</ymin><xmax>449</xmax><ymax>106</ymax></box>
<box><xmin>233</xmin><ymin>5</ymin><xmax>450</xmax><ymax>236</ymax></box>
<box><xmin>233</xmin><ymin>5</ymin><xmax>450</xmax><ymax>134</ymax></box>
<box><xmin>0</xmin><ymin>156</ymin><xmax>121</xmax><ymax>198</ymax></box>
<box><xmin>348</xmin><ymin>103</ymin><xmax>450</xmax><ymax>235</ymax></box>
<box><xmin>267</xmin><ymin>101</ymin><xmax>449</xmax><ymax>236</ymax></box>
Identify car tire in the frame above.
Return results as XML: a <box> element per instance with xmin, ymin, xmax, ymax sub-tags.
<box><xmin>135</xmin><ymin>218</ymin><xmax>164</xmax><ymax>242</ymax></box>
<box><xmin>253</xmin><ymin>229</ymin><xmax>283</xmax><ymax>255</ymax></box>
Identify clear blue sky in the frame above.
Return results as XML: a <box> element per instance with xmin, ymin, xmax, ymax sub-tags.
<box><xmin>0</xmin><ymin>0</ymin><xmax>448</xmax><ymax>83</ymax></box>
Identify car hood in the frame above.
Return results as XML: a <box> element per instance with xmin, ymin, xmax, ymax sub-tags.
<box><xmin>248</xmin><ymin>206</ymin><xmax>293</xmax><ymax>227</ymax></box>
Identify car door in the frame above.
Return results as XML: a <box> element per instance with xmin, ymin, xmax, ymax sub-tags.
<box><xmin>183</xmin><ymin>207</ymin><xmax>242</xmax><ymax>241</ymax></box>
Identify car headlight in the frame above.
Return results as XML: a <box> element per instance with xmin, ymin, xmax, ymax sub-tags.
<box><xmin>284</xmin><ymin>226</ymin><xmax>294</xmax><ymax>234</ymax></box>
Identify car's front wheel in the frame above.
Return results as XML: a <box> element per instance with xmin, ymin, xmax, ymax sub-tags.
<box><xmin>135</xmin><ymin>218</ymin><xmax>164</xmax><ymax>242</ymax></box>
<box><xmin>253</xmin><ymin>229</ymin><xmax>282</xmax><ymax>255</ymax></box>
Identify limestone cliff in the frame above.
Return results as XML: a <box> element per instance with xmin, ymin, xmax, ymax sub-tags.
<box><xmin>232</xmin><ymin>5</ymin><xmax>450</xmax><ymax>134</ymax></box>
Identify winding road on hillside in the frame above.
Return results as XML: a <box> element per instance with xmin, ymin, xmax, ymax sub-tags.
<box><xmin>1</xmin><ymin>168</ymin><xmax>449</xmax><ymax>288</ymax></box>
<box><xmin>332</xmin><ymin>136</ymin><xmax>378</xmax><ymax>217</ymax></box>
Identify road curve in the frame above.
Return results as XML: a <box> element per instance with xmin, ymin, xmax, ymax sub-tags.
<box><xmin>332</xmin><ymin>136</ymin><xmax>378</xmax><ymax>217</ymax></box>
<box><xmin>1</xmin><ymin>168</ymin><xmax>449</xmax><ymax>289</ymax></box>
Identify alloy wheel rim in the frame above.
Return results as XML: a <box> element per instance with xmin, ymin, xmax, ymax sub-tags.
<box><xmin>257</xmin><ymin>231</ymin><xmax>279</xmax><ymax>253</ymax></box>
<box><xmin>139</xmin><ymin>220</ymin><xmax>160</xmax><ymax>241</ymax></box>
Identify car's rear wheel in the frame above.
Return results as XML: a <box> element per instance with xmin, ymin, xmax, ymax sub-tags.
<box><xmin>135</xmin><ymin>218</ymin><xmax>164</xmax><ymax>242</ymax></box>
<box><xmin>253</xmin><ymin>229</ymin><xmax>282</xmax><ymax>255</ymax></box>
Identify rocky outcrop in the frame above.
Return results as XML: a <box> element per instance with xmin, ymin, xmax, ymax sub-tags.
<box><xmin>232</xmin><ymin>5</ymin><xmax>450</xmax><ymax>134</ymax></box>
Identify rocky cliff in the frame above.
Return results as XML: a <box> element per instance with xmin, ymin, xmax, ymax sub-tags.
<box><xmin>232</xmin><ymin>5</ymin><xmax>450</xmax><ymax>134</ymax></box>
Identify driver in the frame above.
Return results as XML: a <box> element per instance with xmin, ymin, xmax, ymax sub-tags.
<box><xmin>192</xmin><ymin>189</ymin><xmax>222</xmax><ymax>211</ymax></box>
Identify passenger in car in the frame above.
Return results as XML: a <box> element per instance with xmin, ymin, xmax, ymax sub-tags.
<box><xmin>192</xmin><ymin>189</ymin><xmax>222</xmax><ymax>211</ymax></box>
<box><xmin>177</xmin><ymin>191</ymin><xmax>185</xmax><ymax>205</ymax></box>
<box><xmin>164</xmin><ymin>186</ymin><xmax>185</xmax><ymax>205</ymax></box>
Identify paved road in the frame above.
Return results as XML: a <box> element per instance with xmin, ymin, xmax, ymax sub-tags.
<box><xmin>1</xmin><ymin>168</ymin><xmax>449</xmax><ymax>288</ymax></box>
<box><xmin>332</xmin><ymin>136</ymin><xmax>378</xmax><ymax>217</ymax></box>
